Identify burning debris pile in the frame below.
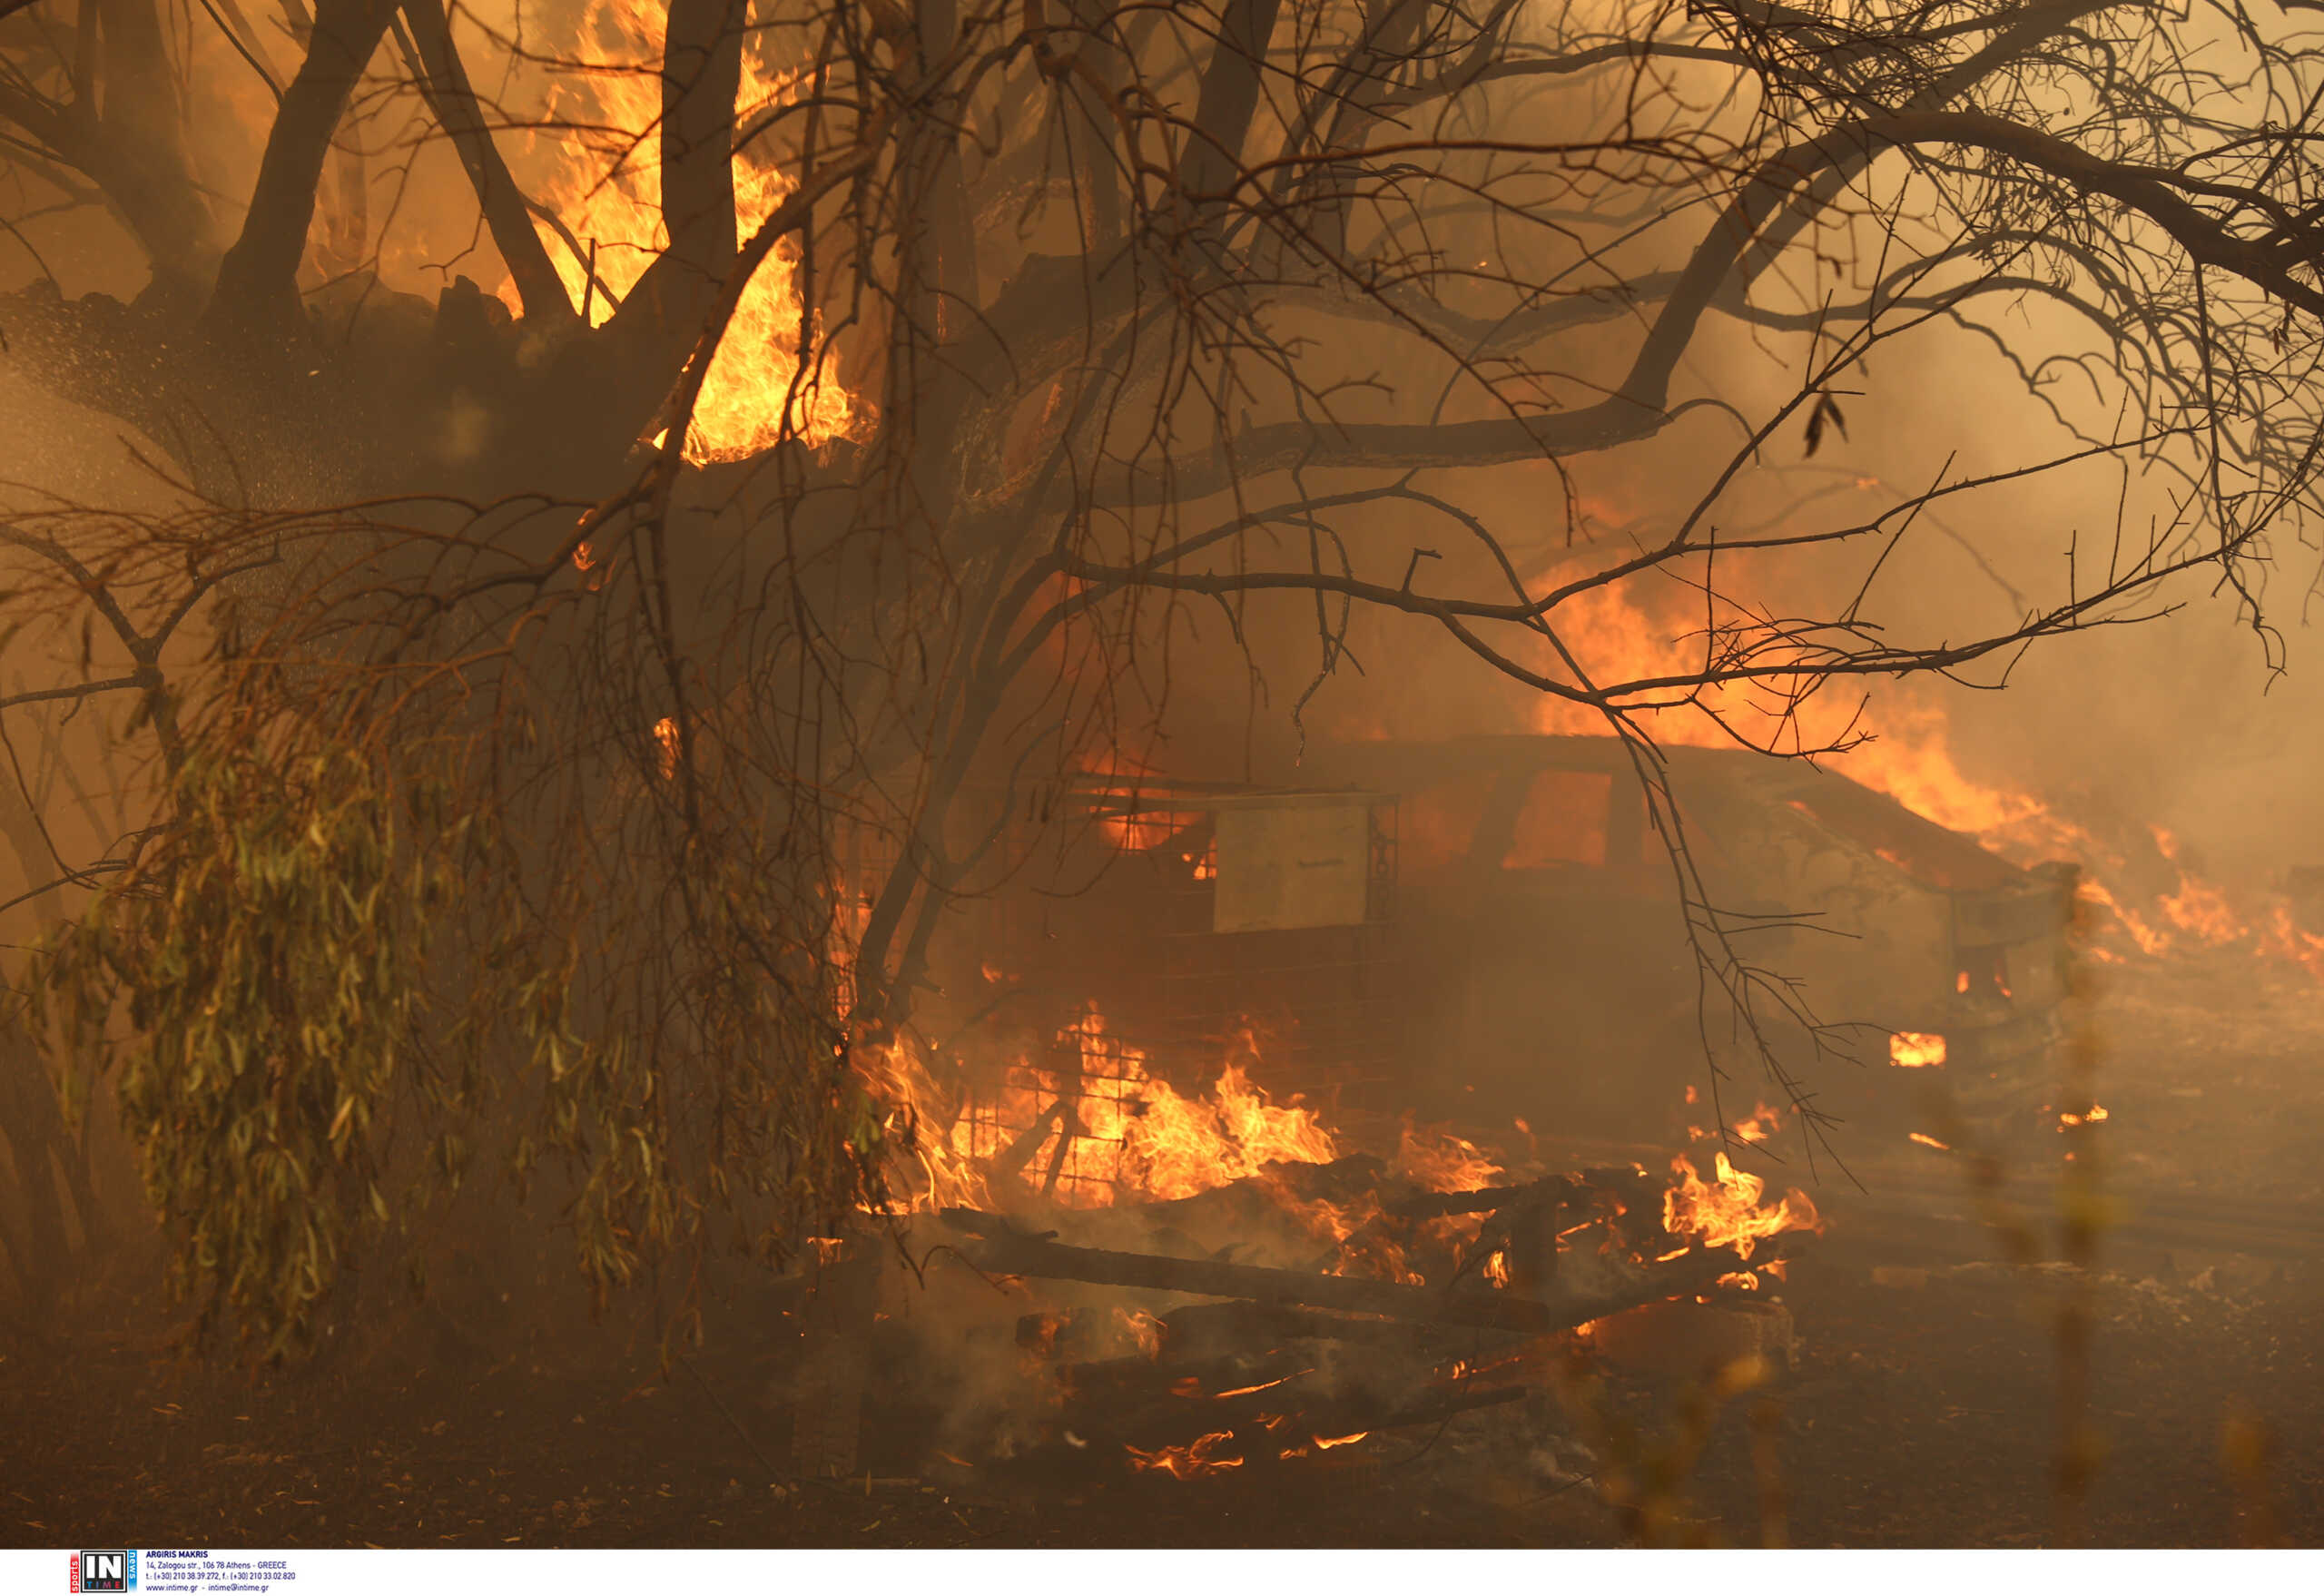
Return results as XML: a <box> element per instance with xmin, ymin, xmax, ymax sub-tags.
<box><xmin>941</xmin><ymin>1158</ymin><xmax>1809</xmax><ymax>1480</ymax></box>
<box><xmin>791</xmin><ymin>1016</ymin><xmax>1821</xmax><ymax>1483</ymax></box>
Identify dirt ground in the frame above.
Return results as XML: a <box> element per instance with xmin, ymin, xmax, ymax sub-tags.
<box><xmin>5</xmin><ymin>959</ymin><xmax>2321</xmax><ymax>1549</ymax></box>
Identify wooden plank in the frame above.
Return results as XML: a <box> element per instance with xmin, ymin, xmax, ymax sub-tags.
<box><xmin>940</xmin><ymin>1207</ymin><xmax>1791</xmax><ymax>1334</ymax></box>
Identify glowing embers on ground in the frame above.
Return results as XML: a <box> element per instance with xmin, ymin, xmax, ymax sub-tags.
<box><xmin>1033</xmin><ymin>1143</ymin><xmax>1819</xmax><ymax>1480</ymax></box>
<box><xmin>1123</xmin><ymin>1420</ymin><xmax>1376</xmax><ymax>1479</ymax></box>
<box><xmin>528</xmin><ymin>0</ymin><xmax>860</xmax><ymax>460</ymax></box>
<box><xmin>1126</xmin><ymin>1430</ymin><xmax>1242</xmax><ymax>1478</ymax></box>
<box><xmin>1888</xmin><ymin>1031</ymin><xmax>1947</xmax><ymax>1069</ymax></box>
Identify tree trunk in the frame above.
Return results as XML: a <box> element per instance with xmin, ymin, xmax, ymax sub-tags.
<box><xmin>396</xmin><ymin>0</ymin><xmax>575</xmax><ymax>328</ymax></box>
<box><xmin>206</xmin><ymin>0</ymin><xmax>390</xmax><ymax>337</ymax></box>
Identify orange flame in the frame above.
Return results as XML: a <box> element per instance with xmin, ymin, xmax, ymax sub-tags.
<box><xmin>529</xmin><ymin>0</ymin><xmax>860</xmax><ymax>460</ymax></box>
<box><xmin>1694</xmin><ymin>1101</ymin><xmax>1783</xmax><ymax>1142</ymax></box>
<box><xmin>2156</xmin><ymin>871</ymin><xmax>2242</xmax><ymax>945</ymax></box>
<box><xmin>1506</xmin><ymin>581</ymin><xmax>2324</xmax><ymax>980</ymax></box>
<box><xmin>1661</xmin><ymin>1151</ymin><xmax>1821</xmax><ymax>1262</ymax></box>
<box><xmin>1393</xmin><ymin>1122</ymin><xmax>1505</xmax><ymax>1193</ymax></box>
<box><xmin>1115</xmin><ymin>1306</ymin><xmax>1163</xmax><ymax>1360</ymax></box>
<box><xmin>2261</xmin><ymin>904</ymin><xmax>2324</xmax><ymax>980</ymax></box>
<box><xmin>1888</xmin><ymin>1031</ymin><xmax>1946</xmax><ymax>1069</ymax></box>
<box><xmin>1127</xmin><ymin>1431</ymin><xmax>1242</xmax><ymax>1478</ymax></box>
<box><xmin>1128</xmin><ymin>1059</ymin><xmax>1342</xmax><ymax>1201</ymax></box>
<box><xmin>1098</xmin><ymin>808</ymin><xmax>1206</xmax><ymax>852</ymax></box>
<box><xmin>867</xmin><ymin>1007</ymin><xmax>1340</xmax><ymax>1211</ymax></box>
<box><xmin>850</xmin><ymin>1030</ymin><xmax>994</xmax><ymax>1213</ymax></box>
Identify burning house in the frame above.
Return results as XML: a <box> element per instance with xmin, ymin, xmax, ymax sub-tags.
<box><xmin>921</xmin><ymin>736</ymin><xmax>2075</xmax><ymax>1160</ymax></box>
<box><xmin>1305</xmin><ymin>736</ymin><xmax>2081</xmax><ymax>1137</ymax></box>
<box><xmin>793</xmin><ymin>748</ymin><xmax>1942</xmax><ymax>1483</ymax></box>
<box><xmin>769</xmin><ymin>732</ymin><xmax>2103</xmax><ymax>1483</ymax></box>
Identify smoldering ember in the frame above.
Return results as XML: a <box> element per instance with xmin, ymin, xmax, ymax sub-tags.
<box><xmin>4</xmin><ymin>0</ymin><xmax>2324</xmax><ymax>1557</ymax></box>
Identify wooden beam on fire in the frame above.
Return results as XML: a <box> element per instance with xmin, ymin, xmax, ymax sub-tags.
<box><xmin>939</xmin><ymin>1207</ymin><xmax>1799</xmax><ymax>1334</ymax></box>
<box><xmin>1386</xmin><ymin>1166</ymin><xmax>1665</xmax><ymax>1221</ymax></box>
<box><xmin>1390</xmin><ymin>1180</ymin><xmax>1560</xmax><ymax>1220</ymax></box>
<box><xmin>990</xmin><ymin>1098</ymin><xmax>1069</xmax><ymax>1186</ymax></box>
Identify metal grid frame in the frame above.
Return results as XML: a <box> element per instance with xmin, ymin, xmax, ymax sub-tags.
<box><xmin>949</xmin><ymin>1021</ymin><xmax>1154</xmax><ymax>1207</ymax></box>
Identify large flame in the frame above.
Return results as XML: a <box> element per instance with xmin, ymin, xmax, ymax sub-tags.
<box><xmin>1128</xmin><ymin>1059</ymin><xmax>1342</xmax><ymax>1200</ymax></box>
<box><xmin>528</xmin><ymin>0</ymin><xmax>859</xmax><ymax>459</ymax></box>
<box><xmin>1393</xmin><ymin>1121</ymin><xmax>1505</xmax><ymax>1192</ymax></box>
<box><xmin>849</xmin><ymin>979</ymin><xmax>1821</xmax><ymax>1479</ymax></box>
<box><xmin>1521</xmin><ymin>584</ymin><xmax>2075</xmax><ymax>848</ymax></box>
<box><xmin>852</xmin><ymin>1030</ymin><xmax>995</xmax><ymax>1214</ymax></box>
<box><xmin>858</xmin><ymin>1006</ymin><xmax>1341</xmax><ymax>1212</ymax></box>
<box><xmin>1661</xmin><ymin>1151</ymin><xmax>1821</xmax><ymax>1262</ymax></box>
<box><xmin>1517</xmin><ymin>581</ymin><xmax>2321</xmax><ymax>978</ymax></box>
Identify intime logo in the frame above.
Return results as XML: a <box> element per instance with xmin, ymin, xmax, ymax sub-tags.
<box><xmin>70</xmin><ymin>1551</ymin><xmax>135</xmax><ymax>1593</ymax></box>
